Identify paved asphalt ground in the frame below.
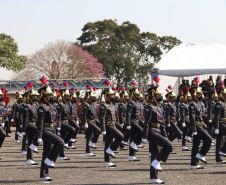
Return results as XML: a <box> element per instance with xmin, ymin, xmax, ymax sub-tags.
<box><xmin>0</xmin><ymin>127</ymin><xmax>226</xmax><ymax>185</ymax></box>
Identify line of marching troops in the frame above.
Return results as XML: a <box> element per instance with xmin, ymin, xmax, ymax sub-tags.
<box><xmin>0</xmin><ymin>75</ymin><xmax>226</xmax><ymax>184</ymax></box>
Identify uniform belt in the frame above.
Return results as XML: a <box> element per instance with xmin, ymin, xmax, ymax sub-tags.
<box><xmin>196</xmin><ymin>121</ymin><xmax>204</xmax><ymax>126</ymax></box>
<box><xmin>0</xmin><ymin>117</ymin><xmax>2</xmax><ymax>121</ymax></box>
<box><xmin>186</xmin><ymin>116</ymin><xmax>189</xmax><ymax>118</ymax></box>
<box><xmin>62</xmin><ymin>119</ymin><xmax>68</xmax><ymax>123</ymax></box>
<box><xmin>28</xmin><ymin>122</ymin><xmax>36</xmax><ymax>126</ymax></box>
<box><xmin>139</xmin><ymin>115</ymin><xmax>143</xmax><ymax>118</ymax></box>
<box><xmin>44</xmin><ymin>123</ymin><xmax>54</xmax><ymax>127</ymax></box>
<box><xmin>88</xmin><ymin>120</ymin><xmax>95</xmax><ymax>123</ymax></box>
<box><xmin>16</xmin><ymin>112</ymin><xmax>19</xmax><ymax>114</ymax></box>
<box><xmin>131</xmin><ymin>119</ymin><xmax>139</xmax><ymax>123</ymax></box>
<box><xmin>150</xmin><ymin>123</ymin><xmax>161</xmax><ymax>128</ymax></box>
<box><xmin>106</xmin><ymin>121</ymin><xmax>115</xmax><ymax>125</ymax></box>
<box><xmin>70</xmin><ymin>115</ymin><xmax>75</xmax><ymax>118</ymax></box>
<box><xmin>212</xmin><ymin>114</ymin><xmax>214</xmax><ymax>117</ymax></box>
<box><xmin>220</xmin><ymin>118</ymin><xmax>226</xmax><ymax>121</ymax></box>
<box><xmin>170</xmin><ymin>116</ymin><xmax>176</xmax><ymax>120</ymax></box>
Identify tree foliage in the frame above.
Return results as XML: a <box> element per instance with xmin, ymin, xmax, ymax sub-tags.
<box><xmin>0</xmin><ymin>33</ymin><xmax>26</xmax><ymax>72</ymax></box>
<box><xmin>77</xmin><ymin>19</ymin><xmax>182</xmax><ymax>90</ymax></box>
<box><xmin>14</xmin><ymin>40</ymin><xmax>104</xmax><ymax>80</ymax></box>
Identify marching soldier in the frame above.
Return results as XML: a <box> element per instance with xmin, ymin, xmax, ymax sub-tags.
<box><xmin>189</xmin><ymin>77</ymin><xmax>212</xmax><ymax>169</ymax></box>
<box><xmin>126</xmin><ymin>80</ymin><xmax>143</xmax><ymax>161</ymax></box>
<box><xmin>83</xmin><ymin>85</ymin><xmax>101</xmax><ymax>157</ymax></box>
<box><xmin>37</xmin><ymin>76</ymin><xmax>64</xmax><ymax>181</ymax></box>
<box><xmin>22</xmin><ymin>83</ymin><xmax>39</xmax><ymax>165</ymax></box>
<box><xmin>165</xmin><ymin>85</ymin><xmax>182</xmax><ymax>154</ymax></box>
<box><xmin>214</xmin><ymin>81</ymin><xmax>226</xmax><ymax>164</ymax></box>
<box><xmin>99</xmin><ymin>80</ymin><xmax>124</xmax><ymax>167</ymax></box>
<box><xmin>0</xmin><ymin>89</ymin><xmax>6</xmax><ymax>159</ymax></box>
<box><xmin>144</xmin><ymin>75</ymin><xmax>172</xmax><ymax>184</ymax></box>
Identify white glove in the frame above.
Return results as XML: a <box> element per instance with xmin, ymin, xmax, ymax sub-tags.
<box><xmin>182</xmin><ymin>123</ymin><xmax>186</xmax><ymax>128</ymax></box>
<box><xmin>178</xmin><ymin>118</ymin><xmax>181</xmax><ymax>121</ymax></box>
<box><xmin>20</xmin><ymin>125</ymin><xmax>23</xmax><ymax>128</ymax></box>
<box><xmin>101</xmin><ymin>131</ymin><xmax>106</xmax><ymax>135</ymax></box>
<box><xmin>209</xmin><ymin>119</ymin><xmax>212</xmax><ymax>123</ymax></box>
<box><xmin>215</xmin><ymin>129</ymin><xmax>219</xmax><ymax>135</ymax></box>
<box><xmin>17</xmin><ymin>131</ymin><xmax>22</xmax><ymax>137</ymax></box>
<box><xmin>57</xmin><ymin>127</ymin><xmax>61</xmax><ymax>131</ymax></box>
<box><xmin>167</xmin><ymin>124</ymin><xmax>171</xmax><ymax>127</ymax></box>
<box><xmin>126</xmin><ymin>126</ymin><xmax>131</xmax><ymax>130</ymax></box>
<box><xmin>84</xmin><ymin>123</ymin><xmax>88</xmax><ymax>129</ymax></box>
<box><xmin>1</xmin><ymin>123</ymin><xmax>4</xmax><ymax>127</ymax></box>
<box><xmin>37</xmin><ymin>138</ymin><xmax>43</xmax><ymax>144</ymax></box>
<box><xmin>76</xmin><ymin>120</ymin><xmax>79</xmax><ymax>125</ymax></box>
<box><xmin>181</xmin><ymin>131</ymin><xmax>183</xmax><ymax>135</ymax></box>
<box><xmin>192</xmin><ymin>132</ymin><xmax>197</xmax><ymax>135</ymax></box>
<box><xmin>21</xmin><ymin>132</ymin><xmax>26</xmax><ymax>136</ymax></box>
<box><xmin>142</xmin><ymin>138</ymin><xmax>148</xmax><ymax>143</ymax></box>
<box><xmin>11</xmin><ymin>119</ymin><xmax>14</xmax><ymax>122</ymax></box>
<box><xmin>57</xmin><ymin>132</ymin><xmax>61</xmax><ymax>136</ymax></box>
<box><xmin>120</xmin><ymin>123</ymin><xmax>124</xmax><ymax>126</ymax></box>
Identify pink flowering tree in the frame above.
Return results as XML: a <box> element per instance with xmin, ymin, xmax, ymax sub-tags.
<box><xmin>14</xmin><ymin>40</ymin><xmax>104</xmax><ymax>80</ymax></box>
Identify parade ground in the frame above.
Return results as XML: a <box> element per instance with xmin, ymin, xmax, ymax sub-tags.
<box><xmin>0</xmin><ymin>127</ymin><xmax>226</xmax><ymax>185</ymax></box>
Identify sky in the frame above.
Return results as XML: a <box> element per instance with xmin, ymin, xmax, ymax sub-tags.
<box><xmin>1</xmin><ymin>0</ymin><xmax>226</xmax><ymax>87</ymax></box>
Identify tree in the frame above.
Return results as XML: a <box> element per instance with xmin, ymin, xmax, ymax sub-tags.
<box><xmin>77</xmin><ymin>19</ymin><xmax>182</xmax><ymax>90</ymax></box>
<box><xmin>14</xmin><ymin>40</ymin><xmax>104</xmax><ymax>80</ymax></box>
<box><xmin>0</xmin><ymin>33</ymin><xmax>26</xmax><ymax>71</ymax></box>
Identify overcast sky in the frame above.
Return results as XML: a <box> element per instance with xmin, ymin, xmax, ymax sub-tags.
<box><xmin>1</xmin><ymin>0</ymin><xmax>226</xmax><ymax>84</ymax></box>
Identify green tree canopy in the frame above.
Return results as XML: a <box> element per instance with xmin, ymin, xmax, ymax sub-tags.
<box><xmin>77</xmin><ymin>19</ymin><xmax>182</xmax><ymax>90</ymax></box>
<box><xmin>0</xmin><ymin>33</ymin><xmax>26</xmax><ymax>72</ymax></box>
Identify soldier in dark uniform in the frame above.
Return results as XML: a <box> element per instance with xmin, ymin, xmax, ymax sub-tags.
<box><xmin>144</xmin><ymin>83</ymin><xmax>172</xmax><ymax>184</ymax></box>
<box><xmin>165</xmin><ymin>86</ymin><xmax>182</xmax><ymax>154</ymax></box>
<box><xmin>22</xmin><ymin>86</ymin><xmax>39</xmax><ymax>165</ymax></box>
<box><xmin>213</xmin><ymin>82</ymin><xmax>226</xmax><ymax>164</ymax></box>
<box><xmin>11</xmin><ymin>91</ymin><xmax>23</xmax><ymax>144</ymax></box>
<box><xmin>98</xmin><ymin>85</ymin><xmax>124</xmax><ymax>167</ymax></box>
<box><xmin>118</xmin><ymin>88</ymin><xmax>130</xmax><ymax>150</ymax></box>
<box><xmin>83</xmin><ymin>85</ymin><xmax>101</xmax><ymax>157</ymax></box>
<box><xmin>37</xmin><ymin>81</ymin><xmax>64</xmax><ymax>181</ymax></box>
<box><xmin>0</xmin><ymin>89</ymin><xmax>6</xmax><ymax>159</ymax></box>
<box><xmin>179</xmin><ymin>88</ymin><xmax>192</xmax><ymax>151</ymax></box>
<box><xmin>126</xmin><ymin>81</ymin><xmax>143</xmax><ymax>161</ymax></box>
<box><xmin>189</xmin><ymin>79</ymin><xmax>212</xmax><ymax>169</ymax></box>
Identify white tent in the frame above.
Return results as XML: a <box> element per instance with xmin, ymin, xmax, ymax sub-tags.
<box><xmin>151</xmin><ymin>43</ymin><xmax>226</xmax><ymax>77</ymax></box>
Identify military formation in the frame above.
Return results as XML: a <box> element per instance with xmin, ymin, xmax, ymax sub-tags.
<box><xmin>0</xmin><ymin>74</ymin><xmax>226</xmax><ymax>184</ymax></box>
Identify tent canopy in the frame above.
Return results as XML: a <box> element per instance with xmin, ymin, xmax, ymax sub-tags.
<box><xmin>151</xmin><ymin>43</ymin><xmax>226</xmax><ymax>77</ymax></box>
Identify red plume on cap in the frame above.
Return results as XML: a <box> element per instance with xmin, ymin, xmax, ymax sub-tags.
<box><xmin>56</xmin><ymin>91</ymin><xmax>61</xmax><ymax>96</ymax></box>
<box><xmin>86</xmin><ymin>84</ymin><xmax>91</xmax><ymax>90</ymax></box>
<box><xmin>194</xmin><ymin>77</ymin><xmax>200</xmax><ymax>84</ymax></box>
<box><xmin>63</xmin><ymin>81</ymin><xmax>68</xmax><ymax>88</ymax></box>
<box><xmin>71</xmin><ymin>88</ymin><xmax>75</xmax><ymax>93</ymax></box>
<box><xmin>93</xmin><ymin>87</ymin><xmax>96</xmax><ymax>91</ymax></box>
<box><xmin>16</xmin><ymin>91</ymin><xmax>20</xmax><ymax>95</ymax></box>
<box><xmin>212</xmin><ymin>88</ymin><xmax>216</xmax><ymax>92</ymax></box>
<box><xmin>138</xmin><ymin>88</ymin><xmax>141</xmax><ymax>92</ymax></box>
<box><xmin>166</xmin><ymin>89</ymin><xmax>169</xmax><ymax>92</ymax></box>
<box><xmin>120</xmin><ymin>86</ymin><xmax>125</xmax><ymax>92</ymax></box>
<box><xmin>27</xmin><ymin>81</ymin><xmax>33</xmax><ymax>88</ymax></box>
<box><xmin>180</xmin><ymin>90</ymin><xmax>184</xmax><ymax>94</ymax></box>
<box><xmin>24</xmin><ymin>85</ymin><xmax>29</xmax><ymax>90</ymax></box>
<box><xmin>153</xmin><ymin>75</ymin><xmax>160</xmax><ymax>84</ymax></box>
<box><xmin>150</xmin><ymin>84</ymin><xmax>155</xmax><ymax>87</ymax></box>
<box><xmin>219</xmin><ymin>81</ymin><xmax>224</xmax><ymax>88</ymax></box>
<box><xmin>112</xmin><ymin>86</ymin><xmax>117</xmax><ymax>91</ymax></box>
<box><xmin>185</xmin><ymin>86</ymin><xmax>189</xmax><ymax>92</ymax></box>
<box><xmin>130</xmin><ymin>80</ymin><xmax>136</xmax><ymax>86</ymax></box>
<box><xmin>39</xmin><ymin>75</ymin><xmax>47</xmax><ymax>85</ymax></box>
<box><xmin>104</xmin><ymin>79</ymin><xmax>110</xmax><ymax>86</ymax></box>
<box><xmin>52</xmin><ymin>85</ymin><xmax>56</xmax><ymax>91</ymax></box>
<box><xmin>168</xmin><ymin>85</ymin><xmax>173</xmax><ymax>90</ymax></box>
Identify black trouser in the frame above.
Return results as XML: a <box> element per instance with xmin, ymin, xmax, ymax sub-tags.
<box><xmin>216</xmin><ymin>122</ymin><xmax>226</xmax><ymax>162</ymax></box>
<box><xmin>182</xmin><ymin>119</ymin><xmax>190</xmax><ymax>147</ymax></box>
<box><xmin>119</xmin><ymin>122</ymin><xmax>130</xmax><ymax>148</ymax></box>
<box><xmin>104</xmin><ymin>124</ymin><xmax>123</xmax><ymax>162</ymax></box>
<box><xmin>61</xmin><ymin>122</ymin><xmax>76</xmax><ymax>146</ymax></box>
<box><xmin>26</xmin><ymin>124</ymin><xmax>38</xmax><ymax>160</ymax></box>
<box><xmin>15</xmin><ymin>118</ymin><xmax>20</xmax><ymax>140</ymax></box>
<box><xmin>4</xmin><ymin>120</ymin><xmax>9</xmax><ymax>135</ymax></box>
<box><xmin>191</xmin><ymin>125</ymin><xmax>212</xmax><ymax>166</ymax></box>
<box><xmin>168</xmin><ymin>120</ymin><xmax>181</xmax><ymax>142</ymax></box>
<box><xmin>68</xmin><ymin>119</ymin><xmax>79</xmax><ymax>139</ymax></box>
<box><xmin>0</xmin><ymin>126</ymin><xmax>6</xmax><ymax>148</ymax></box>
<box><xmin>85</xmin><ymin>121</ymin><xmax>101</xmax><ymax>153</ymax></box>
<box><xmin>149</xmin><ymin>127</ymin><xmax>172</xmax><ymax>179</ymax></box>
<box><xmin>21</xmin><ymin>134</ymin><xmax>27</xmax><ymax>152</ymax></box>
<box><xmin>129</xmin><ymin>121</ymin><xmax>143</xmax><ymax>156</ymax></box>
<box><xmin>207</xmin><ymin>116</ymin><xmax>215</xmax><ymax>139</ymax></box>
<box><xmin>40</xmin><ymin>127</ymin><xmax>64</xmax><ymax>178</ymax></box>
